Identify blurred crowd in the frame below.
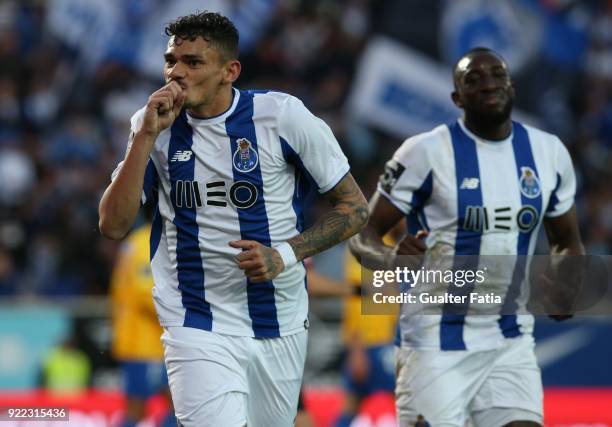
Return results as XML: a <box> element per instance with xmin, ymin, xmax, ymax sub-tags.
<box><xmin>0</xmin><ymin>0</ymin><xmax>611</xmax><ymax>297</ymax></box>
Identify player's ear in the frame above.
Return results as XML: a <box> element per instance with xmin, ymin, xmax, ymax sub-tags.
<box><xmin>223</xmin><ymin>59</ymin><xmax>241</xmax><ymax>84</ymax></box>
<box><xmin>510</xmin><ymin>80</ymin><xmax>516</xmax><ymax>97</ymax></box>
<box><xmin>451</xmin><ymin>91</ymin><xmax>463</xmax><ymax>108</ymax></box>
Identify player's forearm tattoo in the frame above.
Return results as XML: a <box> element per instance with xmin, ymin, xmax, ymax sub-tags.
<box><xmin>263</xmin><ymin>246</ymin><xmax>284</xmax><ymax>277</ymax></box>
<box><xmin>288</xmin><ymin>175</ymin><xmax>368</xmax><ymax>261</ymax></box>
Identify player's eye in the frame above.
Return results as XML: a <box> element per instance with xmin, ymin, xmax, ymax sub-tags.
<box><xmin>188</xmin><ymin>60</ymin><xmax>202</xmax><ymax>67</ymax></box>
<box><xmin>491</xmin><ymin>68</ymin><xmax>507</xmax><ymax>78</ymax></box>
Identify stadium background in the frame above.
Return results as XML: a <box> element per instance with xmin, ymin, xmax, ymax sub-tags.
<box><xmin>0</xmin><ymin>0</ymin><xmax>611</xmax><ymax>425</ymax></box>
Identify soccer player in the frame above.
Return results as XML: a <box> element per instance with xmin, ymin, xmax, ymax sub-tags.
<box><xmin>349</xmin><ymin>47</ymin><xmax>584</xmax><ymax>427</ymax></box>
<box><xmin>98</xmin><ymin>11</ymin><xmax>368</xmax><ymax>427</ymax></box>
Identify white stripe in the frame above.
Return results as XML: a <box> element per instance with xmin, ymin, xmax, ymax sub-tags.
<box><xmin>252</xmin><ymin>94</ymin><xmax>308</xmax><ymax>336</ymax></box>
<box><xmin>190</xmin><ymin>123</ymin><xmax>250</xmax><ymax>335</ymax></box>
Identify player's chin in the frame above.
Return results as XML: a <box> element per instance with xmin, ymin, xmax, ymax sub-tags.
<box><xmin>181</xmin><ymin>98</ymin><xmax>194</xmax><ymax>110</ymax></box>
<box><xmin>477</xmin><ymin>103</ymin><xmax>512</xmax><ymax>125</ymax></box>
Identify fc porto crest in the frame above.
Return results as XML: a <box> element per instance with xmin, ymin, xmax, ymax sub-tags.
<box><xmin>233</xmin><ymin>138</ymin><xmax>258</xmax><ymax>173</ymax></box>
<box><xmin>519</xmin><ymin>166</ymin><xmax>541</xmax><ymax>199</ymax></box>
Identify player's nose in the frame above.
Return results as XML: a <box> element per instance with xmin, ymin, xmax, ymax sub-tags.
<box><xmin>168</xmin><ymin>77</ymin><xmax>187</xmax><ymax>90</ymax></box>
<box><xmin>479</xmin><ymin>73</ymin><xmax>502</xmax><ymax>92</ymax></box>
<box><xmin>167</xmin><ymin>63</ymin><xmax>186</xmax><ymax>81</ymax></box>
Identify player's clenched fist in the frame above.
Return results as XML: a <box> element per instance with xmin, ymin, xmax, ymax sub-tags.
<box><xmin>140</xmin><ymin>81</ymin><xmax>185</xmax><ymax>137</ymax></box>
<box><xmin>388</xmin><ymin>230</ymin><xmax>428</xmax><ymax>270</ymax></box>
<box><xmin>230</xmin><ymin>240</ymin><xmax>285</xmax><ymax>283</ymax></box>
<box><xmin>394</xmin><ymin>230</ymin><xmax>428</xmax><ymax>256</ymax></box>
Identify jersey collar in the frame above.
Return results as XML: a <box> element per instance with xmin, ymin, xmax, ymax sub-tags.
<box><xmin>186</xmin><ymin>87</ymin><xmax>240</xmax><ymax>125</ymax></box>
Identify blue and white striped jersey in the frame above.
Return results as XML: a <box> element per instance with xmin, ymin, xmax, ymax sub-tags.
<box><xmin>379</xmin><ymin>119</ymin><xmax>576</xmax><ymax>351</ymax></box>
<box><xmin>117</xmin><ymin>88</ymin><xmax>350</xmax><ymax>338</ymax></box>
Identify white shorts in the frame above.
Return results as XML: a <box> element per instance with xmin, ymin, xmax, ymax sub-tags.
<box><xmin>161</xmin><ymin>327</ymin><xmax>308</xmax><ymax>427</ymax></box>
<box><xmin>395</xmin><ymin>335</ymin><xmax>543</xmax><ymax>427</ymax></box>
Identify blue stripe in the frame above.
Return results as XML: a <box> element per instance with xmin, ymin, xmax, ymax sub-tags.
<box><xmin>406</xmin><ymin>212</ymin><xmax>420</xmax><ymax>235</ymax></box>
<box><xmin>150</xmin><ymin>204</ymin><xmax>162</xmax><ymax>261</ymax></box>
<box><xmin>394</xmin><ymin>322</ymin><xmax>401</xmax><ymax>347</ymax></box>
<box><xmin>440</xmin><ymin>122</ymin><xmax>484</xmax><ymax>351</ymax></box>
<box><xmin>408</xmin><ymin>170</ymin><xmax>433</xmax><ymax>232</ymax></box>
<box><xmin>417</xmin><ymin>211</ymin><xmax>429</xmax><ymax>232</ymax></box>
<box><xmin>411</xmin><ymin>171</ymin><xmax>433</xmax><ymax>211</ymax></box>
<box><xmin>399</xmin><ymin>174</ymin><xmax>433</xmax><ymax>346</ymax></box>
<box><xmin>279</xmin><ymin>137</ymin><xmax>316</xmax><ymax>233</ymax></box>
<box><xmin>169</xmin><ymin>111</ymin><xmax>212</xmax><ymax>330</ymax></box>
<box><xmin>247</xmin><ymin>89</ymin><xmax>275</xmax><ymax>95</ymax></box>
<box><xmin>498</xmin><ymin>122</ymin><xmax>543</xmax><ymax>338</ymax></box>
<box><xmin>546</xmin><ymin>173</ymin><xmax>562</xmax><ymax>214</ymax></box>
<box><xmin>143</xmin><ymin>159</ymin><xmax>158</xmax><ymax>205</ymax></box>
<box><xmin>226</xmin><ymin>90</ymin><xmax>280</xmax><ymax>338</ymax></box>
<box><xmin>145</xmin><ymin>161</ymin><xmax>162</xmax><ymax>260</ymax></box>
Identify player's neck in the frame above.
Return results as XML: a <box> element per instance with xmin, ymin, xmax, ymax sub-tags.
<box><xmin>188</xmin><ymin>87</ymin><xmax>233</xmax><ymax>119</ymax></box>
<box><xmin>463</xmin><ymin>116</ymin><xmax>512</xmax><ymax>141</ymax></box>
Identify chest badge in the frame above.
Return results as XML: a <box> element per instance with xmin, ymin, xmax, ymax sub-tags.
<box><xmin>233</xmin><ymin>138</ymin><xmax>259</xmax><ymax>173</ymax></box>
<box><xmin>519</xmin><ymin>166</ymin><xmax>541</xmax><ymax>199</ymax></box>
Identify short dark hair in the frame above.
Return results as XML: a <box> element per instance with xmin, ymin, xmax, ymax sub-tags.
<box><xmin>454</xmin><ymin>47</ymin><xmax>506</xmax><ymax>72</ymax></box>
<box><xmin>165</xmin><ymin>11</ymin><xmax>239</xmax><ymax>61</ymax></box>
<box><xmin>463</xmin><ymin>46</ymin><xmax>498</xmax><ymax>57</ymax></box>
<box><xmin>453</xmin><ymin>47</ymin><xmax>507</xmax><ymax>87</ymax></box>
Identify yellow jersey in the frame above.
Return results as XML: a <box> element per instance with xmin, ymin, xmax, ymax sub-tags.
<box><xmin>110</xmin><ymin>224</ymin><xmax>164</xmax><ymax>360</ymax></box>
<box><xmin>341</xmin><ymin>250</ymin><xmax>398</xmax><ymax>346</ymax></box>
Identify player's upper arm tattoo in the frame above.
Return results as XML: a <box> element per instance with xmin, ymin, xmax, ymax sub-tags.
<box><xmin>287</xmin><ymin>173</ymin><xmax>368</xmax><ymax>261</ymax></box>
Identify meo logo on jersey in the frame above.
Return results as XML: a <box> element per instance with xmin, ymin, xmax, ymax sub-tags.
<box><xmin>171</xmin><ymin>150</ymin><xmax>193</xmax><ymax>162</ymax></box>
<box><xmin>175</xmin><ymin>179</ymin><xmax>257</xmax><ymax>209</ymax></box>
<box><xmin>519</xmin><ymin>166</ymin><xmax>541</xmax><ymax>198</ymax></box>
<box><xmin>463</xmin><ymin>204</ymin><xmax>539</xmax><ymax>233</ymax></box>
<box><xmin>233</xmin><ymin>138</ymin><xmax>259</xmax><ymax>172</ymax></box>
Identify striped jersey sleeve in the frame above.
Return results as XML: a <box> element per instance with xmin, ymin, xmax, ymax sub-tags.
<box><xmin>545</xmin><ymin>139</ymin><xmax>576</xmax><ymax>217</ymax></box>
<box><xmin>278</xmin><ymin>96</ymin><xmax>350</xmax><ymax>193</ymax></box>
<box><xmin>110</xmin><ymin>108</ymin><xmax>158</xmax><ymax>205</ymax></box>
<box><xmin>377</xmin><ymin>135</ymin><xmax>433</xmax><ymax>215</ymax></box>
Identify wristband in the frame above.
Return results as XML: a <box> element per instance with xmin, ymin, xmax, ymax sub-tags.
<box><xmin>275</xmin><ymin>242</ymin><xmax>298</xmax><ymax>269</ymax></box>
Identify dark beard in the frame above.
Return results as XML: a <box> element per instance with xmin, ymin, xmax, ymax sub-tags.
<box><xmin>464</xmin><ymin>98</ymin><xmax>514</xmax><ymax>131</ymax></box>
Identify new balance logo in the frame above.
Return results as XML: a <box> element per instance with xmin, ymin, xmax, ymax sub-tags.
<box><xmin>171</xmin><ymin>150</ymin><xmax>193</xmax><ymax>162</ymax></box>
<box><xmin>460</xmin><ymin>177</ymin><xmax>479</xmax><ymax>190</ymax></box>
